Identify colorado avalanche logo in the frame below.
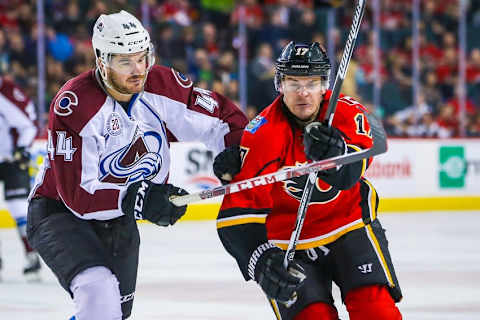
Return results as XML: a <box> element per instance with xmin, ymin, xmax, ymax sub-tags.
<box><xmin>283</xmin><ymin>163</ymin><xmax>341</xmax><ymax>204</ymax></box>
<box><xmin>54</xmin><ymin>91</ymin><xmax>78</xmax><ymax>116</ymax></box>
<box><xmin>100</xmin><ymin>131</ymin><xmax>162</xmax><ymax>185</ymax></box>
<box><xmin>171</xmin><ymin>68</ymin><xmax>193</xmax><ymax>88</ymax></box>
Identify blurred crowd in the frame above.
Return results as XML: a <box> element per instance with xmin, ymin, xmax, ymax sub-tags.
<box><xmin>1</xmin><ymin>0</ymin><xmax>480</xmax><ymax>137</ymax></box>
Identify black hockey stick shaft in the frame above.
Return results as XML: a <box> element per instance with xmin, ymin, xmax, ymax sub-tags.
<box><xmin>283</xmin><ymin>0</ymin><xmax>367</xmax><ymax>269</ymax></box>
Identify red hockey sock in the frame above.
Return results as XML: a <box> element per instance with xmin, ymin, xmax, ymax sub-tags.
<box><xmin>294</xmin><ymin>302</ymin><xmax>339</xmax><ymax>320</ymax></box>
<box><xmin>345</xmin><ymin>285</ymin><xmax>402</xmax><ymax>320</ymax></box>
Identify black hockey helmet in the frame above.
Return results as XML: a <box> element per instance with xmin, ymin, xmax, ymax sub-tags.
<box><xmin>274</xmin><ymin>41</ymin><xmax>331</xmax><ymax>91</ymax></box>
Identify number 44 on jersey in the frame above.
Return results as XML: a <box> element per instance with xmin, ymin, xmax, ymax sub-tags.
<box><xmin>47</xmin><ymin>130</ymin><xmax>77</xmax><ymax>161</ymax></box>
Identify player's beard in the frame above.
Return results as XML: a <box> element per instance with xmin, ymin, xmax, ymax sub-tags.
<box><xmin>108</xmin><ymin>72</ymin><xmax>146</xmax><ymax>95</ymax></box>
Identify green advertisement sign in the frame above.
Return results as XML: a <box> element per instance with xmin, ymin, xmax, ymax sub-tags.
<box><xmin>439</xmin><ymin>146</ymin><xmax>467</xmax><ymax>188</ymax></box>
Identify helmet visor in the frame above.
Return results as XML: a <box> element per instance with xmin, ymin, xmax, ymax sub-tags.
<box><xmin>104</xmin><ymin>44</ymin><xmax>155</xmax><ymax>76</ymax></box>
<box><xmin>281</xmin><ymin>75</ymin><xmax>330</xmax><ymax>93</ymax></box>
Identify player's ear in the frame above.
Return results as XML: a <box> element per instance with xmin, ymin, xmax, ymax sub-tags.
<box><xmin>278</xmin><ymin>81</ymin><xmax>284</xmax><ymax>94</ymax></box>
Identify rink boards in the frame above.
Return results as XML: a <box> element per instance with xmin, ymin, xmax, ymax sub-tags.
<box><xmin>1</xmin><ymin>139</ymin><xmax>479</xmax><ymax>228</ymax></box>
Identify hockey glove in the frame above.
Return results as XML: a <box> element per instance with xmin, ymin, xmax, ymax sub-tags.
<box><xmin>304</xmin><ymin>122</ymin><xmax>346</xmax><ymax>161</ymax></box>
<box><xmin>251</xmin><ymin>245</ymin><xmax>306</xmax><ymax>303</ymax></box>
<box><xmin>12</xmin><ymin>146</ymin><xmax>30</xmax><ymax>170</ymax></box>
<box><xmin>213</xmin><ymin>145</ymin><xmax>241</xmax><ymax>185</ymax></box>
<box><xmin>122</xmin><ymin>180</ymin><xmax>188</xmax><ymax>226</ymax></box>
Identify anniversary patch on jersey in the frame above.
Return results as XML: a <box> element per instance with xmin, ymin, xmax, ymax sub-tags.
<box><xmin>106</xmin><ymin>112</ymin><xmax>122</xmax><ymax>137</ymax></box>
<box><xmin>171</xmin><ymin>68</ymin><xmax>193</xmax><ymax>88</ymax></box>
<box><xmin>54</xmin><ymin>91</ymin><xmax>78</xmax><ymax>116</ymax></box>
<box><xmin>245</xmin><ymin>115</ymin><xmax>267</xmax><ymax>134</ymax></box>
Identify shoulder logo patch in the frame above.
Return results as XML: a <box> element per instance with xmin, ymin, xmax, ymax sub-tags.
<box><xmin>171</xmin><ymin>68</ymin><xmax>193</xmax><ymax>88</ymax></box>
<box><xmin>106</xmin><ymin>112</ymin><xmax>123</xmax><ymax>136</ymax></box>
<box><xmin>54</xmin><ymin>91</ymin><xmax>78</xmax><ymax>116</ymax></box>
<box><xmin>245</xmin><ymin>115</ymin><xmax>267</xmax><ymax>134</ymax></box>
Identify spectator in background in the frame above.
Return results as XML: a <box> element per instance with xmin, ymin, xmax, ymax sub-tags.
<box><xmin>46</xmin><ymin>27</ymin><xmax>74</xmax><ymax>63</ymax></box>
<box><xmin>198</xmin><ymin>22</ymin><xmax>220</xmax><ymax>59</ymax></box>
<box><xmin>422</xmin><ymin>71</ymin><xmax>444</xmax><ymax>113</ymax></box>
<box><xmin>200</xmin><ymin>0</ymin><xmax>235</xmax><ymax>29</ymax></box>
<box><xmin>386</xmin><ymin>93</ymin><xmax>433</xmax><ymax>137</ymax></box>
<box><xmin>51</xmin><ymin>1</ymin><xmax>82</xmax><ymax>36</ymax></box>
<box><xmin>192</xmin><ymin>48</ymin><xmax>214</xmax><ymax>84</ymax></box>
<box><xmin>248</xmin><ymin>42</ymin><xmax>276</xmax><ymax>116</ymax></box>
<box><xmin>436</xmin><ymin>47</ymin><xmax>458</xmax><ymax>99</ymax></box>
<box><xmin>436</xmin><ymin>102</ymin><xmax>459</xmax><ymax>138</ymax></box>
<box><xmin>467</xmin><ymin>112</ymin><xmax>480</xmax><ymax>136</ymax></box>
<box><xmin>290</xmin><ymin>8</ymin><xmax>317</xmax><ymax>43</ymax></box>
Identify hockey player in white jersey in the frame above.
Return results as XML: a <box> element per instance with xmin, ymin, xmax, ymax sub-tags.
<box><xmin>0</xmin><ymin>75</ymin><xmax>40</xmax><ymax>281</ymax></box>
<box><xmin>26</xmin><ymin>10</ymin><xmax>248</xmax><ymax>320</ymax></box>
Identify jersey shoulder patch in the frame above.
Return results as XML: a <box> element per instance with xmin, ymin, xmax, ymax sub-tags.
<box><xmin>245</xmin><ymin>115</ymin><xmax>267</xmax><ymax>134</ymax></box>
<box><xmin>144</xmin><ymin>65</ymin><xmax>191</xmax><ymax>104</ymax></box>
<box><xmin>51</xmin><ymin>70</ymin><xmax>107</xmax><ymax>133</ymax></box>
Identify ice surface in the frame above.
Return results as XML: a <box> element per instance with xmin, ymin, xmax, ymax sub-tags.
<box><xmin>0</xmin><ymin>211</ymin><xmax>479</xmax><ymax>319</ymax></box>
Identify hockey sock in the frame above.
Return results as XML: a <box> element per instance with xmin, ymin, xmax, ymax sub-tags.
<box><xmin>345</xmin><ymin>285</ymin><xmax>402</xmax><ymax>320</ymax></box>
<box><xmin>294</xmin><ymin>302</ymin><xmax>339</xmax><ymax>320</ymax></box>
<box><xmin>70</xmin><ymin>266</ymin><xmax>123</xmax><ymax>320</ymax></box>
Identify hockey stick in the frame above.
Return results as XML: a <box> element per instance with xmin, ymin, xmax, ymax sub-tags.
<box><xmin>170</xmin><ymin>112</ymin><xmax>385</xmax><ymax>207</ymax></box>
<box><xmin>283</xmin><ymin>0</ymin><xmax>367</xmax><ymax>269</ymax></box>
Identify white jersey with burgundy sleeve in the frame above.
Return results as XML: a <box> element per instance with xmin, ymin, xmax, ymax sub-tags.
<box><xmin>30</xmin><ymin>65</ymin><xmax>248</xmax><ymax>221</ymax></box>
<box><xmin>0</xmin><ymin>77</ymin><xmax>37</xmax><ymax>160</ymax></box>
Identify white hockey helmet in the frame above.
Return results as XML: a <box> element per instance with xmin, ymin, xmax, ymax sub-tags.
<box><xmin>92</xmin><ymin>10</ymin><xmax>155</xmax><ymax>81</ymax></box>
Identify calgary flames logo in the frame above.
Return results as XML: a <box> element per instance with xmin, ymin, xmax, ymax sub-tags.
<box><xmin>283</xmin><ymin>162</ymin><xmax>341</xmax><ymax>204</ymax></box>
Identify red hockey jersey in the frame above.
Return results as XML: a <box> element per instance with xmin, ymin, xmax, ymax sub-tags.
<box><xmin>219</xmin><ymin>91</ymin><xmax>378</xmax><ymax>250</ymax></box>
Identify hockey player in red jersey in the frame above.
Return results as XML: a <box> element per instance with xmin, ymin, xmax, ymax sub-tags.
<box><xmin>26</xmin><ymin>10</ymin><xmax>247</xmax><ymax>320</ymax></box>
<box><xmin>214</xmin><ymin>42</ymin><xmax>402</xmax><ymax>319</ymax></box>
<box><xmin>0</xmin><ymin>75</ymin><xmax>40</xmax><ymax>281</ymax></box>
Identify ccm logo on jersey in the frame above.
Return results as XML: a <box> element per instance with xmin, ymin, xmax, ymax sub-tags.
<box><xmin>133</xmin><ymin>181</ymin><xmax>149</xmax><ymax>220</ymax></box>
<box><xmin>54</xmin><ymin>91</ymin><xmax>78</xmax><ymax>116</ymax></box>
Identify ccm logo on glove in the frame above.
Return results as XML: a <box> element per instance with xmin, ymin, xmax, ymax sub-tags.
<box><xmin>122</xmin><ymin>180</ymin><xmax>189</xmax><ymax>226</ymax></box>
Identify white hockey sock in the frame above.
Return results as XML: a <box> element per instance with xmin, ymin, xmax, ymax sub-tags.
<box><xmin>5</xmin><ymin>198</ymin><xmax>28</xmax><ymax>229</ymax></box>
<box><xmin>70</xmin><ymin>266</ymin><xmax>123</xmax><ymax>320</ymax></box>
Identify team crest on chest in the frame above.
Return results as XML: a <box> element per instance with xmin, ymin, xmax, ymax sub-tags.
<box><xmin>106</xmin><ymin>112</ymin><xmax>122</xmax><ymax>136</ymax></box>
<box><xmin>282</xmin><ymin>162</ymin><xmax>341</xmax><ymax>204</ymax></box>
<box><xmin>100</xmin><ymin>127</ymin><xmax>163</xmax><ymax>185</ymax></box>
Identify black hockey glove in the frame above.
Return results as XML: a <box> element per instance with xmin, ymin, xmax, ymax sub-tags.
<box><xmin>122</xmin><ymin>180</ymin><xmax>188</xmax><ymax>226</ymax></box>
<box><xmin>304</xmin><ymin>122</ymin><xmax>346</xmax><ymax>161</ymax></box>
<box><xmin>252</xmin><ymin>246</ymin><xmax>306</xmax><ymax>303</ymax></box>
<box><xmin>12</xmin><ymin>146</ymin><xmax>30</xmax><ymax>170</ymax></box>
<box><xmin>213</xmin><ymin>146</ymin><xmax>241</xmax><ymax>185</ymax></box>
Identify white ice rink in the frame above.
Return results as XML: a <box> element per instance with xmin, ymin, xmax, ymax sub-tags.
<box><xmin>1</xmin><ymin>211</ymin><xmax>479</xmax><ymax>320</ymax></box>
